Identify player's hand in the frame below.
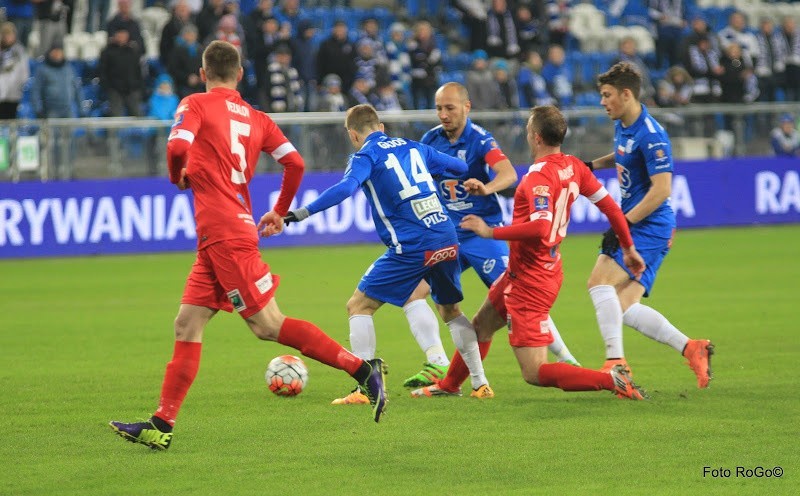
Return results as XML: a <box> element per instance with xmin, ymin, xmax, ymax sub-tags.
<box><xmin>460</xmin><ymin>214</ymin><xmax>492</xmax><ymax>238</ymax></box>
<box><xmin>283</xmin><ymin>207</ymin><xmax>309</xmax><ymax>226</ymax></box>
<box><xmin>258</xmin><ymin>210</ymin><xmax>284</xmax><ymax>237</ymax></box>
<box><xmin>622</xmin><ymin>246</ymin><xmax>646</xmax><ymax>280</ymax></box>
<box><xmin>176</xmin><ymin>168</ymin><xmax>190</xmax><ymax>190</ymax></box>
<box><xmin>463</xmin><ymin>178</ymin><xmax>489</xmax><ymax>196</ymax></box>
<box><xmin>600</xmin><ymin>228</ymin><xmax>620</xmax><ymax>255</ymax></box>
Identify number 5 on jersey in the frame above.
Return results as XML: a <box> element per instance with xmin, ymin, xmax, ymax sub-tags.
<box><xmin>230</xmin><ymin>120</ymin><xmax>251</xmax><ymax>184</ymax></box>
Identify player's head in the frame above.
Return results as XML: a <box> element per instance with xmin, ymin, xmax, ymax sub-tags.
<box><xmin>527</xmin><ymin>105</ymin><xmax>567</xmax><ymax>157</ymax></box>
<box><xmin>344</xmin><ymin>104</ymin><xmax>384</xmax><ymax>148</ymax></box>
<box><xmin>597</xmin><ymin>62</ymin><xmax>642</xmax><ymax>121</ymax></box>
<box><xmin>200</xmin><ymin>40</ymin><xmax>243</xmax><ymax>86</ymax></box>
<box><xmin>435</xmin><ymin>82</ymin><xmax>471</xmax><ymax>137</ymax></box>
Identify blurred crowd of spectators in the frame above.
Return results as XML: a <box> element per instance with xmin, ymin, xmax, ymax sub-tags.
<box><xmin>0</xmin><ymin>0</ymin><xmax>799</xmax><ymax>156</ymax></box>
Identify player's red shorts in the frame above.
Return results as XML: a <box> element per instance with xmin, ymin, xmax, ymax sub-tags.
<box><xmin>487</xmin><ymin>269</ymin><xmax>562</xmax><ymax>348</ymax></box>
<box><xmin>182</xmin><ymin>238</ymin><xmax>280</xmax><ymax>319</ymax></box>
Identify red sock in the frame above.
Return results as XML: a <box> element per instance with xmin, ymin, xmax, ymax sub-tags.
<box><xmin>278</xmin><ymin>317</ymin><xmax>363</xmax><ymax>376</ymax></box>
<box><xmin>537</xmin><ymin>362</ymin><xmax>615</xmax><ymax>391</ymax></box>
<box><xmin>439</xmin><ymin>340</ymin><xmax>492</xmax><ymax>391</ymax></box>
<box><xmin>153</xmin><ymin>340</ymin><xmax>202</xmax><ymax>426</ymax></box>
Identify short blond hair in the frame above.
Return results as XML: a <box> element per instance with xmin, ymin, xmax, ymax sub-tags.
<box><xmin>345</xmin><ymin>104</ymin><xmax>381</xmax><ymax>134</ymax></box>
<box><xmin>202</xmin><ymin>40</ymin><xmax>241</xmax><ymax>82</ymax></box>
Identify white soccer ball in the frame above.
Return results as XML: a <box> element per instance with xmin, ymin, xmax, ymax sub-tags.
<box><xmin>265</xmin><ymin>355</ymin><xmax>308</xmax><ymax>396</ymax></box>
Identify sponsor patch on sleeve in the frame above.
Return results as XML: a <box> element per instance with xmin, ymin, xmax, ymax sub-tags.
<box><xmin>534</xmin><ymin>195</ymin><xmax>549</xmax><ymax>211</ymax></box>
<box><xmin>532</xmin><ymin>185</ymin><xmax>550</xmax><ymax>197</ymax></box>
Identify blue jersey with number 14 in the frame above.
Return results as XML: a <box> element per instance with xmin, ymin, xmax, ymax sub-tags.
<box><xmin>334</xmin><ymin>131</ymin><xmax>467</xmax><ymax>253</ymax></box>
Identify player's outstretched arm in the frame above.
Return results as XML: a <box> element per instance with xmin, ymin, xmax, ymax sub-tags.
<box><xmin>459</xmin><ymin>214</ymin><xmax>494</xmax><ymax>238</ymax></box>
<box><xmin>469</xmin><ymin>159</ymin><xmax>517</xmax><ymax>196</ymax></box>
<box><xmin>586</xmin><ymin>152</ymin><xmax>615</xmax><ymax>170</ymax></box>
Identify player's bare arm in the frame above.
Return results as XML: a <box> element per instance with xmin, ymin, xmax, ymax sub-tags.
<box><xmin>624</xmin><ymin>172</ymin><xmax>672</xmax><ymax>223</ymax></box>
<box><xmin>587</xmin><ymin>153</ymin><xmax>616</xmax><ymax>170</ymax></box>
<box><xmin>464</xmin><ymin>159</ymin><xmax>517</xmax><ymax>195</ymax></box>
<box><xmin>459</xmin><ymin>214</ymin><xmax>493</xmax><ymax>238</ymax></box>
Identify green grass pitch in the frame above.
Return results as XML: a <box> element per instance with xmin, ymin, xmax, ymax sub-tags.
<box><xmin>1</xmin><ymin>225</ymin><xmax>798</xmax><ymax>495</ymax></box>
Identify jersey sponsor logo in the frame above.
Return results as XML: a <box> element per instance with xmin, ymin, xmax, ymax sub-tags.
<box><xmin>457</xmin><ymin>150</ymin><xmax>466</xmax><ymax>161</ymax></box>
<box><xmin>411</xmin><ymin>193</ymin><xmax>444</xmax><ymax>220</ymax></box>
<box><xmin>227</xmin><ymin>289</ymin><xmax>247</xmax><ymax>312</ymax></box>
<box><xmin>423</xmin><ymin>244</ymin><xmax>458</xmax><ymax>266</ymax></box>
<box><xmin>482</xmin><ymin>258</ymin><xmax>496</xmax><ymax>274</ymax></box>
<box><xmin>255</xmin><ymin>272</ymin><xmax>273</xmax><ymax>294</ymax></box>
<box><xmin>532</xmin><ymin>185</ymin><xmax>550</xmax><ymax>197</ymax></box>
<box><xmin>557</xmin><ymin>165</ymin><xmax>574</xmax><ymax>181</ymax></box>
<box><xmin>655</xmin><ymin>149</ymin><xmax>665</xmax><ymax>159</ymax></box>
<box><xmin>439</xmin><ymin>179</ymin><xmax>470</xmax><ymax>202</ymax></box>
<box><xmin>648</xmin><ymin>142</ymin><xmax>668</xmax><ymax>149</ymax></box>
<box><xmin>534</xmin><ymin>196</ymin><xmax>549</xmax><ymax>211</ymax></box>
<box><xmin>225</xmin><ymin>101</ymin><xmax>250</xmax><ymax>117</ymax></box>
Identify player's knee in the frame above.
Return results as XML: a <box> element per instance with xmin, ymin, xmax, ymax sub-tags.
<box><xmin>521</xmin><ymin>368</ymin><xmax>540</xmax><ymax>386</ymax></box>
<box><xmin>173</xmin><ymin>314</ymin><xmax>200</xmax><ymax>341</ymax></box>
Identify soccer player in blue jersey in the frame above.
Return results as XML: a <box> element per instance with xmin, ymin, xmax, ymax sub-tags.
<box><xmin>403</xmin><ymin>82</ymin><xmax>580</xmax><ymax>391</ymax></box>
<box><xmin>285</xmin><ymin>104</ymin><xmax>494</xmax><ymax>401</ymax></box>
<box><xmin>586</xmin><ymin>62</ymin><xmax>713</xmax><ymax>388</ymax></box>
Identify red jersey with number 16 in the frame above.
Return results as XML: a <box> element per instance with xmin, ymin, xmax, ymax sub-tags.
<box><xmin>169</xmin><ymin>87</ymin><xmax>297</xmax><ymax>250</ymax></box>
<box><xmin>507</xmin><ymin>153</ymin><xmax>607</xmax><ymax>285</ymax></box>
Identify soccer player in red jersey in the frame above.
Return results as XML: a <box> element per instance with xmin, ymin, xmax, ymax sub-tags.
<box><xmin>412</xmin><ymin>105</ymin><xmax>648</xmax><ymax>400</ymax></box>
<box><xmin>110</xmin><ymin>41</ymin><xmax>387</xmax><ymax>451</ymax></box>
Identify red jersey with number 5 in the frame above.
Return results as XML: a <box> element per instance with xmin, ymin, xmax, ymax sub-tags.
<box><xmin>509</xmin><ymin>153</ymin><xmax>605</xmax><ymax>284</ymax></box>
<box><xmin>169</xmin><ymin>87</ymin><xmax>296</xmax><ymax>249</ymax></box>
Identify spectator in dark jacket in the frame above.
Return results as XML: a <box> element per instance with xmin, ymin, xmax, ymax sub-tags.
<box><xmin>106</xmin><ymin>0</ymin><xmax>144</xmax><ymax>56</ymax></box>
<box><xmin>99</xmin><ymin>29</ymin><xmax>144</xmax><ymax>116</ymax></box>
<box><xmin>243</xmin><ymin>0</ymin><xmax>277</xmax><ymax>55</ymax></box>
<box><xmin>485</xmin><ymin>0</ymin><xmax>520</xmax><ymax>59</ymax></box>
<box><xmin>196</xmin><ymin>0</ymin><xmax>236</xmax><ymax>43</ymax></box>
<box><xmin>159</xmin><ymin>0</ymin><xmax>195</xmax><ymax>65</ymax></box>
<box><xmin>167</xmin><ymin>24</ymin><xmax>203</xmax><ymax>99</ymax></box>
<box><xmin>263</xmin><ymin>44</ymin><xmax>304</xmax><ymax>112</ymax></box>
<box><xmin>291</xmin><ymin>19</ymin><xmax>318</xmax><ymax>111</ymax></box>
<box><xmin>32</xmin><ymin>41</ymin><xmax>79</xmax><ymax>118</ymax></box>
<box><xmin>317</xmin><ymin>20</ymin><xmax>357</xmax><ymax>92</ymax></box>
<box><xmin>407</xmin><ymin>20</ymin><xmax>441</xmax><ymax>109</ymax></box>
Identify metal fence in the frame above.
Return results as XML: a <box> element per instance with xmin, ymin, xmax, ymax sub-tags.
<box><xmin>1</xmin><ymin>102</ymin><xmax>798</xmax><ymax>182</ymax></box>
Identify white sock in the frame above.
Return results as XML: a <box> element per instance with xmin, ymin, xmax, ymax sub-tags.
<box><xmin>589</xmin><ymin>285</ymin><xmax>625</xmax><ymax>359</ymax></box>
<box><xmin>446</xmin><ymin>313</ymin><xmax>488</xmax><ymax>389</ymax></box>
<box><xmin>348</xmin><ymin>315</ymin><xmax>376</xmax><ymax>360</ymax></box>
<box><xmin>623</xmin><ymin>303</ymin><xmax>689</xmax><ymax>353</ymax></box>
<box><xmin>546</xmin><ymin>316</ymin><xmax>578</xmax><ymax>364</ymax></box>
<box><xmin>403</xmin><ymin>300</ymin><xmax>449</xmax><ymax>366</ymax></box>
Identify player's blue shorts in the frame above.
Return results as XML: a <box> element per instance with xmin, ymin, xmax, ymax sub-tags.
<box><xmin>606</xmin><ymin>230</ymin><xmax>672</xmax><ymax>297</ymax></box>
<box><xmin>358</xmin><ymin>244</ymin><xmax>463</xmax><ymax>307</ymax></box>
<box><xmin>458</xmin><ymin>235</ymin><xmax>509</xmax><ymax>287</ymax></box>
